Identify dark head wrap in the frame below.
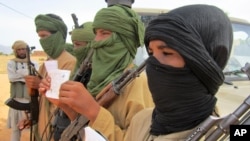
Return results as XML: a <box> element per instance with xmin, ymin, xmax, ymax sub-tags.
<box><xmin>145</xmin><ymin>4</ymin><xmax>233</xmax><ymax>136</ymax></box>
<box><xmin>145</xmin><ymin>4</ymin><xmax>233</xmax><ymax>95</ymax></box>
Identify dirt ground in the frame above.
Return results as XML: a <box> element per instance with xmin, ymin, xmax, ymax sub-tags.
<box><xmin>0</xmin><ymin>74</ymin><xmax>30</xmax><ymax>141</ymax></box>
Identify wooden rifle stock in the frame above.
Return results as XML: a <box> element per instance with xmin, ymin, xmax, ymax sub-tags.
<box><xmin>97</xmin><ymin>60</ymin><xmax>146</xmax><ymax>108</ymax></box>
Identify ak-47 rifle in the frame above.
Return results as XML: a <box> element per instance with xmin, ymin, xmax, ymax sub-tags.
<box><xmin>71</xmin><ymin>13</ymin><xmax>79</xmax><ymax>29</ymax></box>
<box><xmin>97</xmin><ymin>60</ymin><xmax>146</xmax><ymax>108</ymax></box>
<box><xmin>26</xmin><ymin>46</ymin><xmax>40</xmax><ymax>126</ymax></box>
<box><xmin>73</xmin><ymin>48</ymin><xmax>94</xmax><ymax>85</ymax></box>
<box><xmin>186</xmin><ymin>62</ymin><xmax>250</xmax><ymax>141</ymax></box>
<box><xmin>26</xmin><ymin>46</ymin><xmax>40</xmax><ymax>141</ymax></box>
<box><xmin>60</xmin><ymin>60</ymin><xmax>146</xmax><ymax>141</ymax></box>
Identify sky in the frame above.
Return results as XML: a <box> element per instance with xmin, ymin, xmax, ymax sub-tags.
<box><xmin>1</xmin><ymin>0</ymin><xmax>250</xmax><ymax>51</ymax></box>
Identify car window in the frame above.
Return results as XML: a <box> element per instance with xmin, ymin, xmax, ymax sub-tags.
<box><xmin>224</xmin><ymin>22</ymin><xmax>250</xmax><ymax>80</ymax></box>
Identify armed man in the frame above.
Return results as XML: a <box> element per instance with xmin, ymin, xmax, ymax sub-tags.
<box><xmin>39</xmin><ymin>0</ymin><xmax>154</xmax><ymax>141</ymax></box>
<box><xmin>18</xmin><ymin>13</ymin><xmax>76</xmax><ymax>141</ymax></box>
<box><xmin>6</xmin><ymin>40</ymin><xmax>39</xmax><ymax>141</ymax></box>
<box><xmin>52</xmin><ymin>16</ymin><xmax>95</xmax><ymax>141</ymax></box>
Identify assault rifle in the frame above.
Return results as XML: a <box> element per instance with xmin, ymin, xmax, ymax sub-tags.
<box><xmin>186</xmin><ymin>62</ymin><xmax>250</xmax><ymax>141</ymax></box>
<box><xmin>73</xmin><ymin>48</ymin><xmax>94</xmax><ymax>85</ymax></box>
<box><xmin>71</xmin><ymin>13</ymin><xmax>79</xmax><ymax>29</ymax></box>
<box><xmin>60</xmin><ymin>60</ymin><xmax>146</xmax><ymax>141</ymax></box>
<box><xmin>97</xmin><ymin>60</ymin><xmax>146</xmax><ymax>108</ymax></box>
<box><xmin>26</xmin><ymin>46</ymin><xmax>40</xmax><ymax>141</ymax></box>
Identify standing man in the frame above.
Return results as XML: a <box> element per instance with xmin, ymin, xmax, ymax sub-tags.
<box><xmin>7</xmin><ymin>40</ymin><xmax>39</xmax><ymax>141</ymax></box>
<box><xmin>22</xmin><ymin>13</ymin><xmax>76</xmax><ymax>141</ymax></box>
<box><xmin>52</xmin><ymin>21</ymin><xmax>95</xmax><ymax>141</ymax></box>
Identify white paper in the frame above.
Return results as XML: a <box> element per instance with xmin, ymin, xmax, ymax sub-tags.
<box><xmin>45</xmin><ymin>69</ymin><xmax>70</xmax><ymax>99</ymax></box>
<box><xmin>44</xmin><ymin>60</ymin><xmax>58</xmax><ymax>72</ymax></box>
<box><xmin>85</xmin><ymin>126</ymin><xmax>107</xmax><ymax>141</ymax></box>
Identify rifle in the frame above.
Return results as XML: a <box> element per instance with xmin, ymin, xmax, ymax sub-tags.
<box><xmin>97</xmin><ymin>60</ymin><xmax>146</xmax><ymax>108</ymax></box>
<box><xmin>72</xmin><ymin>48</ymin><xmax>94</xmax><ymax>85</ymax></box>
<box><xmin>60</xmin><ymin>60</ymin><xmax>146</xmax><ymax>141</ymax></box>
<box><xmin>186</xmin><ymin>62</ymin><xmax>250</xmax><ymax>141</ymax></box>
<box><xmin>71</xmin><ymin>13</ymin><xmax>79</xmax><ymax>29</ymax></box>
<box><xmin>26</xmin><ymin>46</ymin><xmax>40</xmax><ymax>126</ymax></box>
<box><xmin>57</xmin><ymin>49</ymin><xmax>94</xmax><ymax>141</ymax></box>
<box><xmin>5</xmin><ymin>98</ymin><xmax>30</xmax><ymax>110</ymax></box>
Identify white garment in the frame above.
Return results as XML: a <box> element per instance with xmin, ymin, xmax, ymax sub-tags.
<box><xmin>7</xmin><ymin>60</ymin><xmax>39</xmax><ymax>82</ymax></box>
<box><xmin>6</xmin><ymin>59</ymin><xmax>39</xmax><ymax>141</ymax></box>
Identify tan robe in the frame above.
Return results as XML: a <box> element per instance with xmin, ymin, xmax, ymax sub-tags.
<box><xmin>90</xmin><ymin>71</ymin><xmax>154</xmax><ymax>141</ymax></box>
<box><xmin>34</xmin><ymin>50</ymin><xmax>76</xmax><ymax>141</ymax></box>
<box><xmin>125</xmin><ymin>108</ymin><xmax>195</xmax><ymax>141</ymax></box>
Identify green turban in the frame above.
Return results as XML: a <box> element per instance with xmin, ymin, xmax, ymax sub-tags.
<box><xmin>71</xmin><ymin>22</ymin><xmax>95</xmax><ymax>42</ymax></box>
<box><xmin>87</xmin><ymin>5</ymin><xmax>145</xmax><ymax>95</ymax></box>
<box><xmin>35</xmin><ymin>14</ymin><xmax>68</xmax><ymax>59</ymax></box>
<box><xmin>92</xmin><ymin>5</ymin><xmax>145</xmax><ymax>56</ymax></box>
<box><xmin>35</xmin><ymin>14</ymin><xmax>67</xmax><ymax>40</ymax></box>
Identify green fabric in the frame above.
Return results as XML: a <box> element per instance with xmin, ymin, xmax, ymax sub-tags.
<box><xmin>64</xmin><ymin>43</ymin><xmax>75</xmax><ymax>56</ymax></box>
<box><xmin>87</xmin><ymin>33</ymin><xmax>133</xmax><ymax>96</ymax></box>
<box><xmin>39</xmin><ymin>31</ymin><xmax>65</xmax><ymax>59</ymax></box>
<box><xmin>70</xmin><ymin>44</ymin><xmax>92</xmax><ymax>80</ymax></box>
<box><xmin>35</xmin><ymin>14</ymin><xmax>68</xmax><ymax>39</ymax></box>
<box><xmin>35</xmin><ymin>14</ymin><xmax>68</xmax><ymax>59</ymax></box>
<box><xmin>10</xmin><ymin>82</ymin><xmax>29</xmax><ymax>99</ymax></box>
<box><xmin>71</xmin><ymin>22</ymin><xmax>95</xmax><ymax>42</ymax></box>
<box><xmin>92</xmin><ymin>5</ymin><xmax>145</xmax><ymax>57</ymax></box>
<box><xmin>87</xmin><ymin>5</ymin><xmax>144</xmax><ymax>96</ymax></box>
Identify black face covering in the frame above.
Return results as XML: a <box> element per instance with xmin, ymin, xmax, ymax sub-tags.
<box><xmin>146</xmin><ymin>56</ymin><xmax>216</xmax><ymax>135</ymax></box>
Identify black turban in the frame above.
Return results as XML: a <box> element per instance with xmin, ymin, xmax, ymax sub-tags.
<box><xmin>145</xmin><ymin>4</ymin><xmax>233</xmax><ymax>95</ymax></box>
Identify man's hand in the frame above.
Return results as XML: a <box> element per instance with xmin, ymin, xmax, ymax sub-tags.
<box><xmin>59</xmin><ymin>81</ymin><xmax>100</xmax><ymax>123</ymax></box>
<box><xmin>24</xmin><ymin>75</ymin><xmax>41</xmax><ymax>89</ymax></box>
<box><xmin>17</xmin><ymin>119</ymin><xmax>31</xmax><ymax>130</ymax></box>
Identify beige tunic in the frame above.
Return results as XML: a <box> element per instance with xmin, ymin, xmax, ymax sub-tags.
<box><xmin>34</xmin><ymin>50</ymin><xmax>76</xmax><ymax>141</ymax></box>
<box><xmin>125</xmin><ymin>108</ymin><xmax>195</xmax><ymax>141</ymax></box>
<box><xmin>90</xmin><ymin>72</ymin><xmax>154</xmax><ymax>141</ymax></box>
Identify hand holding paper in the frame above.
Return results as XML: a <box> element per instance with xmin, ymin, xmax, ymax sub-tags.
<box><xmin>44</xmin><ymin>60</ymin><xmax>71</xmax><ymax>99</ymax></box>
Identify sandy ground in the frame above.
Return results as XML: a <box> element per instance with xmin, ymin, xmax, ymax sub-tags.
<box><xmin>0</xmin><ymin>74</ymin><xmax>30</xmax><ymax>141</ymax></box>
